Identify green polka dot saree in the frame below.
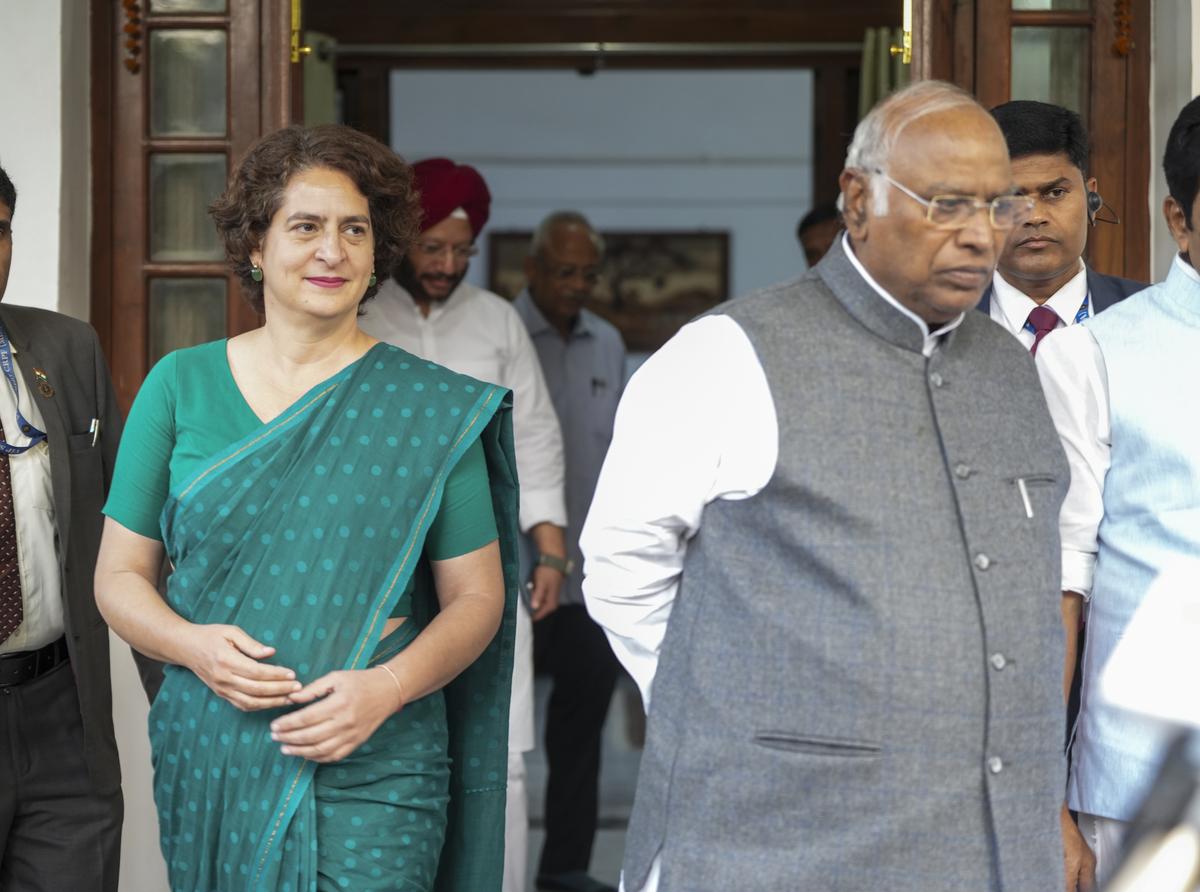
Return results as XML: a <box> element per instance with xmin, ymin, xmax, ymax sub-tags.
<box><xmin>148</xmin><ymin>345</ymin><xmax>519</xmax><ymax>891</ymax></box>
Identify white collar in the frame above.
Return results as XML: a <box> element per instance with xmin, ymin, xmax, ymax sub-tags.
<box><xmin>991</xmin><ymin>260</ymin><xmax>1088</xmax><ymax>332</ymax></box>
<box><xmin>1175</xmin><ymin>253</ymin><xmax>1200</xmax><ymax>284</ymax></box>
<box><xmin>841</xmin><ymin>233</ymin><xmax>964</xmax><ymax>358</ymax></box>
<box><xmin>382</xmin><ymin>279</ymin><xmax>473</xmax><ymax>322</ymax></box>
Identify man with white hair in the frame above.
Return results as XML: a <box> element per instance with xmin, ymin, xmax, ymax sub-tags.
<box><xmin>582</xmin><ymin>81</ymin><xmax>1070</xmax><ymax>890</ymax></box>
<box><xmin>513</xmin><ymin>211</ymin><xmax>625</xmax><ymax>892</ymax></box>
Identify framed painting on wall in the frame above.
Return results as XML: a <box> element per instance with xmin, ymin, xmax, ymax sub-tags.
<box><xmin>487</xmin><ymin>230</ymin><xmax>730</xmax><ymax>352</ymax></box>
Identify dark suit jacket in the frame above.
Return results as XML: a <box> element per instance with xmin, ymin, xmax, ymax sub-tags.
<box><xmin>1</xmin><ymin>304</ymin><xmax>126</xmax><ymax>792</ymax></box>
<box><xmin>977</xmin><ymin>266</ymin><xmax>1146</xmax><ymax>317</ymax></box>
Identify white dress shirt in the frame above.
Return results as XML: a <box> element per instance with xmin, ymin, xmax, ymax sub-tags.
<box><xmin>581</xmin><ymin>236</ymin><xmax>964</xmax><ymax>892</ymax></box>
<box><xmin>579</xmin><ymin>313</ymin><xmax>777</xmax><ymax>708</ymax></box>
<box><xmin>990</xmin><ymin>260</ymin><xmax>1089</xmax><ymax>347</ymax></box>
<box><xmin>360</xmin><ymin>279</ymin><xmax>567</xmax><ymax>532</ymax></box>
<box><xmin>0</xmin><ymin>345</ymin><xmax>62</xmax><ymax>654</ymax></box>
<box><xmin>582</xmin><ymin>233</ymin><xmax>960</xmax><ymax>704</ymax></box>
<box><xmin>1036</xmin><ymin>254</ymin><xmax>1200</xmax><ymax>597</ymax></box>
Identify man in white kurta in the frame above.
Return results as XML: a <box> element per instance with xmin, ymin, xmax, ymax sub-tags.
<box><xmin>359</xmin><ymin>158</ymin><xmax>568</xmax><ymax>892</ymax></box>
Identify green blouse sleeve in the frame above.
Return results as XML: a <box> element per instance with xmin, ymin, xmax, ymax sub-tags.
<box><xmin>424</xmin><ymin>437</ymin><xmax>498</xmax><ymax>561</ymax></box>
<box><xmin>102</xmin><ymin>353</ymin><xmax>177</xmax><ymax>540</ymax></box>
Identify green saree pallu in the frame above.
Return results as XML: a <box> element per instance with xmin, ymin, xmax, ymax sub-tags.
<box><xmin>148</xmin><ymin>344</ymin><xmax>520</xmax><ymax>891</ymax></box>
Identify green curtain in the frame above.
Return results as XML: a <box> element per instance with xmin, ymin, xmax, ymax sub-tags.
<box><xmin>858</xmin><ymin>26</ymin><xmax>913</xmax><ymax>121</ymax></box>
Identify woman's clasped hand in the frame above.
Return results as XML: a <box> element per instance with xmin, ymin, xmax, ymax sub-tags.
<box><xmin>183</xmin><ymin>623</ymin><xmax>300</xmax><ymax>711</ymax></box>
<box><xmin>271</xmin><ymin>664</ymin><xmax>407</xmax><ymax>763</ymax></box>
<box><xmin>185</xmin><ymin>621</ymin><xmax>411</xmax><ymax>763</ymax></box>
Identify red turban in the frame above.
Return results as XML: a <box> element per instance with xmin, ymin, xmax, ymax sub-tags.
<box><xmin>412</xmin><ymin>158</ymin><xmax>491</xmax><ymax>236</ymax></box>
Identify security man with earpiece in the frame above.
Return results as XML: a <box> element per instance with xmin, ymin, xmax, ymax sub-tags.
<box><xmin>980</xmin><ymin>100</ymin><xmax>1143</xmax><ymax>352</ymax></box>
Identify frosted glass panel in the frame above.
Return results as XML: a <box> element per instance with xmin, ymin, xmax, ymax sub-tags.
<box><xmin>150</xmin><ymin>0</ymin><xmax>226</xmax><ymax>11</ymax></box>
<box><xmin>1013</xmin><ymin>0</ymin><xmax>1088</xmax><ymax>8</ymax></box>
<box><xmin>1011</xmin><ymin>27</ymin><xmax>1089</xmax><ymax>126</ymax></box>
<box><xmin>149</xmin><ymin>153</ymin><xmax>226</xmax><ymax>262</ymax></box>
<box><xmin>149</xmin><ymin>279</ymin><xmax>226</xmax><ymax>364</ymax></box>
<box><xmin>150</xmin><ymin>29</ymin><xmax>227</xmax><ymax>137</ymax></box>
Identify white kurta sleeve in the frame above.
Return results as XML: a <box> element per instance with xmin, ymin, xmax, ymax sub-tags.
<box><xmin>501</xmin><ymin>305</ymin><xmax>567</xmax><ymax>532</ymax></box>
<box><xmin>580</xmin><ymin>314</ymin><xmax>778</xmax><ymax>709</ymax></box>
<box><xmin>1035</xmin><ymin>324</ymin><xmax>1111</xmax><ymax>598</ymax></box>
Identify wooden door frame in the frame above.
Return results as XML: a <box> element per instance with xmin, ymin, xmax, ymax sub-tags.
<box><xmin>90</xmin><ymin>0</ymin><xmax>116</xmax><ymax>359</ymax></box>
<box><xmin>90</xmin><ymin>0</ymin><xmax>296</xmax><ymax>409</ymax></box>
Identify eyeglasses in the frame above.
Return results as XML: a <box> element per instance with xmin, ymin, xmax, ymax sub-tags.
<box><xmin>415</xmin><ymin>241</ymin><xmax>478</xmax><ymax>262</ymax></box>
<box><xmin>872</xmin><ymin>170</ymin><xmax>1035</xmax><ymax>230</ymax></box>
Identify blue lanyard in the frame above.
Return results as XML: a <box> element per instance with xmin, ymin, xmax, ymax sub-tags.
<box><xmin>1022</xmin><ymin>292</ymin><xmax>1090</xmax><ymax>334</ymax></box>
<box><xmin>0</xmin><ymin>325</ymin><xmax>46</xmax><ymax>455</ymax></box>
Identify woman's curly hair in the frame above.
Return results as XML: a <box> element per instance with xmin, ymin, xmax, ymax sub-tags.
<box><xmin>210</xmin><ymin>124</ymin><xmax>420</xmax><ymax>314</ymax></box>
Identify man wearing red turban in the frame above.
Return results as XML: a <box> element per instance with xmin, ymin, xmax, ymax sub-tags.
<box><xmin>361</xmin><ymin>157</ymin><xmax>568</xmax><ymax>892</ymax></box>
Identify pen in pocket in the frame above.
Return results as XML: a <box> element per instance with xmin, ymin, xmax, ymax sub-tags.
<box><xmin>1010</xmin><ymin>474</ymin><xmax>1056</xmax><ymax>520</ymax></box>
<box><xmin>1016</xmin><ymin>478</ymin><xmax>1033</xmax><ymax>519</ymax></box>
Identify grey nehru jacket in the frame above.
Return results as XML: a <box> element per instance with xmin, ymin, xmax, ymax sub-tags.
<box><xmin>512</xmin><ymin>290</ymin><xmax>625</xmax><ymax>606</ymax></box>
<box><xmin>625</xmin><ymin>239</ymin><xmax>1069</xmax><ymax>891</ymax></box>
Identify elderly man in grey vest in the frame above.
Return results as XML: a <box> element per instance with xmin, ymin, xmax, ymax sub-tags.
<box><xmin>581</xmin><ymin>80</ymin><xmax>1070</xmax><ymax>891</ymax></box>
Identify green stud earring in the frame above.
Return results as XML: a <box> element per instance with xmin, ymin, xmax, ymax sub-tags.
<box><xmin>250</xmin><ymin>264</ymin><xmax>263</xmax><ymax>283</ymax></box>
<box><xmin>368</xmin><ymin>272</ymin><xmax>377</xmax><ymax>287</ymax></box>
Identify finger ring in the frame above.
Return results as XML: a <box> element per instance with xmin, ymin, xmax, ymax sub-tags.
<box><xmin>525</xmin><ymin>581</ymin><xmax>533</xmax><ymax>591</ymax></box>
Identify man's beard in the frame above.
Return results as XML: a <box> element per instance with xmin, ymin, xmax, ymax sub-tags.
<box><xmin>395</xmin><ymin>257</ymin><xmax>466</xmax><ymax>305</ymax></box>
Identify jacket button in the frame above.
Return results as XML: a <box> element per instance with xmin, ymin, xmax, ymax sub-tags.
<box><xmin>973</xmin><ymin>553</ymin><xmax>991</xmax><ymax>571</ymax></box>
<box><xmin>990</xmin><ymin>653</ymin><xmax>1007</xmax><ymax>670</ymax></box>
<box><xmin>930</xmin><ymin>372</ymin><xmax>944</xmax><ymax>388</ymax></box>
<box><xmin>988</xmin><ymin>756</ymin><xmax>1004</xmax><ymax>774</ymax></box>
<box><xmin>954</xmin><ymin>463</ymin><xmax>971</xmax><ymax>479</ymax></box>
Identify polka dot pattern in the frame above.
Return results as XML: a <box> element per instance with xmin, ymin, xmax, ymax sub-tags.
<box><xmin>149</xmin><ymin>345</ymin><xmax>519</xmax><ymax>890</ymax></box>
<box><xmin>310</xmin><ymin>681</ymin><xmax>450</xmax><ymax>890</ymax></box>
<box><xmin>0</xmin><ymin>436</ymin><xmax>22</xmax><ymax>644</ymax></box>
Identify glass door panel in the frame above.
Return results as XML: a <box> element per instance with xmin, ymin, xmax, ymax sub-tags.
<box><xmin>150</xmin><ymin>30</ymin><xmax>228</xmax><ymax>138</ymax></box>
<box><xmin>149</xmin><ymin>0</ymin><xmax>227</xmax><ymax>12</ymax></box>
<box><xmin>1012</xmin><ymin>0</ymin><xmax>1089</xmax><ymax>8</ymax></box>
<box><xmin>1011</xmin><ymin>26</ymin><xmax>1090</xmax><ymax>126</ymax></box>
<box><xmin>148</xmin><ymin>153</ymin><xmax>227</xmax><ymax>262</ymax></box>
<box><xmin>148</xmin><ymin>278</ymin><xmax>228</xmax><ymax>363</ymax></box>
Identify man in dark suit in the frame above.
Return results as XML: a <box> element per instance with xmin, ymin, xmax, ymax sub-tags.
<box><xmin>0</xmin><ymin>163</ymin><xmax>127</xmax><ymax>890</ymax></box>
<box><xmin>981</xmin><ymin>100</ymin><xmax>1144</xmax><ymax>351</ymax></box>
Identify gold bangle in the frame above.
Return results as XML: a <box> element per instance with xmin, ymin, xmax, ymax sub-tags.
<box><xmin>377</xmin><ymin>663</ymin><xmax>404</xmax><ymax>704</ymax></box>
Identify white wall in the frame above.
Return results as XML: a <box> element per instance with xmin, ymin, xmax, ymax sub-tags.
<box><xmin>110</xmin><ymin>646</ymin><xmax>169</xmax><ymax>891</ymax></box>
<box><xmin>0</xmin><ymin>0</ymin><xmax>89</xmax><ymax>317</ymax></box>
<box><xmin>0</xmin><ymin>3</ymin><xmax>168</xmax><ymax>889</ymax></box>
<box><xmin>389</xmin><ymin>69</ymin><xmax>815</xmax><ymax>299</ymax></box>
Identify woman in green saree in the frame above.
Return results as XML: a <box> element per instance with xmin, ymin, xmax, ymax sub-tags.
<box><xmin>95</xmin><ymin>125</ymin><xmax>519</xmax><ymax>891</ymax></box>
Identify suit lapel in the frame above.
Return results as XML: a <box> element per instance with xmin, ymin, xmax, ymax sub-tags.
<box><xmin>1086</xmin><ymin>268</ymin><xmax>1114</xmax><ymax>313</ymax></box>
<box><xmin>976</xmin><ymin>284</ymin><xmax>993</xmax><ymax>316</ymax></box>
<box><xmin>0</xmin><ymin>309</ymin><xmax>73</xmax><ymax>555</ymax></box>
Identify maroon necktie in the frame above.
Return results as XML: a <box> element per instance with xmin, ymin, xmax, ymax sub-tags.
<box><xmin>0</xmin><ymin>425</ymin><xmax>23</xmax><ymax>646</ymax></box>
<box><xmin>1026</xmin><ymin>306</ymin><xmax>1060</xmax><ymax>356</ymax></box>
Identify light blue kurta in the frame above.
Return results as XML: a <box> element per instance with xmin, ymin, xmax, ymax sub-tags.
<box><xmin>1070</xmin><ymin>258</ymin><xmax>1200</xmax><ymax>820</ymax></box>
